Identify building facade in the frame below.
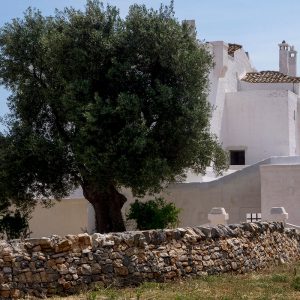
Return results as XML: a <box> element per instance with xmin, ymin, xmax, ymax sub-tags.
<box><xmin>208</xmin><ymin>40</ymin><xmax>300</xmax><ymax>166</ymax></box>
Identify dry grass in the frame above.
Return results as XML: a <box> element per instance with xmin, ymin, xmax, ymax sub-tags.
<box><xmin>28</xmin><ymin>262</ymin><xmax>300</xmax><ymax>300</ymax></box>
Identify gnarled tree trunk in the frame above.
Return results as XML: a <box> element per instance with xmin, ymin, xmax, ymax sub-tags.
<box><xmin>82</xmin><ymin>183</ymin><xmax>126</xmax><ymax>233</ymax></box>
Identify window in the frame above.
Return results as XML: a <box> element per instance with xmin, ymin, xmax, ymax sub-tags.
<box><xmin>230</xmin><ymin>150</ymin><xmax>245</xmax><ymax>165</ymax></box>
<box><xmin>246</xmin><ymin>213</ymin><xmax>261</xmax><ymax>223</ymax></box>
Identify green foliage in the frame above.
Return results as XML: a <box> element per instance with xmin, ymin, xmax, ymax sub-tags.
<box><xmin>86</xmin><ymin>291</ymin><xmax>98</xmax><ymax>300</ymax></box>
<box><xmin>0</xmin><ymin>0</ymin><xmax>228</xmax><ymax>232</ymax></box>
<box><xmin>0</xmin><ymin>210</ymin><xmax>30</xmax><ymax>240</ymax></box>
<box><xmin>291</xmin><ymin>275</ymin><xmax>300</xmax><ymax>291</ymax></box>
<box><xmin>271</xmin><ymin>273</ymin><xmax>288</xmax><ymax>283</ymax></box>
<box><xmin>127</xmin><ymin>197</ymin><xmax>180</xmax><ymax>230</ymax></box>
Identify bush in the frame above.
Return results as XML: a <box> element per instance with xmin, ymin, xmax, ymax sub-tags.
<box><xmin>0</xmin><ymin>210</ymin><xmax>30</xmax><ymax>240</ymax></box>
<box><xmin>126</xmin><ymin>197</ymin><xmax>181</xmax><ymax>230</ymax></box>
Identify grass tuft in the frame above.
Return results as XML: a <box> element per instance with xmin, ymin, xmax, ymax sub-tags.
<box><xmin>292</xmin><ymin>275</ymin><xmax>300</xmax><ymax>291</ymax></box>
<box><xmin>271</xmin><ymin>273</ymin><xmax>288</xmax><ymax>283</ymax></box>
<box><xmin>31</xmin><ymin>262</ymin><xmax>300</xmax><ymax>300</ymax></box>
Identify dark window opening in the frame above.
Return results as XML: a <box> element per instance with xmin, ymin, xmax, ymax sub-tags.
<box><xmin>246</xmin><ymin>213</ymin><xmax>261</xmax><ymax>223</ymax></box>
<box><xmin>230</xmin><ymin>150</ymin><xmax>245</xmax><ymax>165</ymax></box>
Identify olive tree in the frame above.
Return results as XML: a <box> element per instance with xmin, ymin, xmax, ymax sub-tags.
<box><xmin>0</xmin><ymin>1</ymin><xmax>227</xmax><ymax>233</ymax></box>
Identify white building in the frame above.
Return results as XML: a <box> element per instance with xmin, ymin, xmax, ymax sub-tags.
<box><xmin>28</xmin><ymin>34</ymin><xmax>300</xmax><ymax>237</ymax></box>
<box><xmin>208</xmin><ymin>40</ymin><xmax>300</xmax><ymax>165</ymax></box>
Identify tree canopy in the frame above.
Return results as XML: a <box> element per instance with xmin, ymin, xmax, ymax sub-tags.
<box><xmin>0</xmin><ymin>0</ymin><xmax>227</xmax><ymax>233</ymax></box>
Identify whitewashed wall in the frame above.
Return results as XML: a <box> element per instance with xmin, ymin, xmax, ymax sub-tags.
<box><xmin>27</xmin><ymin>157</ymin><xmax>300</xmax><ymax>237</ymax></box>
<box><xmin>261</xmin><ymin>164</ymin><xmax>300</xmax><ymax>225</ymax></box>
<box><xmin>29</xmin><ymin>198</ymin><xmax>89</xmax><ymax>238</ymax></box>
<box><xmin>222</xmin><ymin>90</ymin><xmax>294</xmax><ymax>164</ymax></box>
<box><xmin>208</xmin><ymin>41</ymin><xmax>253</xmax><ymax>138</ymax></box>
<box><xmin>209</xmin><ymin>41</ymin><xmax>300</xmax><ymax>165</ymax></box>
<box><xmin>240</xmin><ymin>81</ymin><xmax>300</xmax><ymax>93</ymax></box>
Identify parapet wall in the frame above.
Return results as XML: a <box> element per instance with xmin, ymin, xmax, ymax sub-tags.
<box><xmin>0</xmin><ymin>222</ymin><xmax>299</xmax><ymax>298</ymax></box>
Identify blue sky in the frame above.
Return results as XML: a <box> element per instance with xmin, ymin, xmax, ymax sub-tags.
<box><xmin>0</xmin><ymin>0</ymin><xmax>300</xmax><ymax>119</ymax></box>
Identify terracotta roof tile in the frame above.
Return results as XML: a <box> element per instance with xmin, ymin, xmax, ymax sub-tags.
<box><xmin>241</xmin><ymin>71</ymin><xmax>300</xmax><ymax>83</ymax></box>
<box><xmin>228</xmin><ymin>43</ymin><xmax>242</xmax><ymax>57</ymax></box>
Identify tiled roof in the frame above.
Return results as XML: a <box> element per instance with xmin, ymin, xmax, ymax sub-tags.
<box><xmin>241</xmin><ymin>71</ymin><xmax>300</xmax><ymax>83</ymax></box>
<box><xmin>228</xmin><ymin>43</ymin><xmax>242</xmax><ymax>57</ymax></box>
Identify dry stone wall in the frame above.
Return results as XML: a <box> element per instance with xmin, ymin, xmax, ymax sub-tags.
<box><xmin>0</xmin><ymin>222</ymin><xmax>299</xmax><ymax>298</ymax></box>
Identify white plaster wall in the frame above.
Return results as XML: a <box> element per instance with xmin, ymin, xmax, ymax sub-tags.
<box><xmin>162</xmin><ymin>169</ymin><xmax>261</xmax><ymax>226</ymax></box>
<box><xmin>223</xmin><ymin>90</ymin><xmax>291</xmax><ymax>164</ymax></box>
<box><xmin>28</xmin><ymin>157</ymin><xmax>300</xmax><ymax>236</ymax></box>
<box><xmin>209</xmin><ymin>78</ymin><xmax>226</xmax><ymax>137</ymax></box>
<box><xmin>296</xmin><ymin>101</ymin><xmax>300</xmax><ymax>154</ymax></box>
<box><xmin>121</xmin><ymin>160</ymin><xmax>268</xmax><ymax>227</ymax></box>
<box><xmin>209</xmin><ymin>41</ymin><xmax>228</xmax><ymax>82</ymax></box>
<box><xmin>207</xmin><ymin>41</ymin><xmax>300</xmax><ymax>165</ymax></box>
<box><xmin>261</xmin><ymin>164</ymin><xmax>300</xmax><ymax>225</ymax></box>
<box><xmin>123</xmin><ymin>157</ymin><xmax>300</xmax><ymax>227</ymax></box>
<box><xmin>240</xmin><ymin>81</ymin><xmax>300</xmax><ymax>93</ymax></box>
<box><xmin>208</xmin><ymin>41</ymin><xmax>228</xmax><ymax>138</ymax></box>
<box><xmin>288</xmin><ymin>91</ymin><xmax>298</xmax><ymax>155</ymax></box>
<box><xmin>29</xmin><ymin>199</ymin><xmax>89</xmax><ymax>238</ymax></box>
<box><xmin>208</xmin><ymin>42</ymin><xmax>254</xmax><ymax>138</ymax></box>
<box><xmin>226</xmin><ymin>49</ymin><xmax>254</xmax><ymax>92</ymax></box>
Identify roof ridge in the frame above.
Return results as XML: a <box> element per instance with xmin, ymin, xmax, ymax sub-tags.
<box><xmin>241</xmin><ymin>70</ymin><xmax>300</xmax><ymax>83</ymax></box>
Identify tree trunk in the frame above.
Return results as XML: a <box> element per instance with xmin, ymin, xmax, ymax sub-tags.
<box><xmin>82</xmin><ymin>183</ymin><xmax>126</xmax><ymax>233</ymax></box>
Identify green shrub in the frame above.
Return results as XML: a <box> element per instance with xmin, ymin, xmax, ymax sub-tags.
<box><xmin>0</xmin><ymin>210</ymin><xmax>30</xmax><ymax>240</ymax></box>
<box><xmin>126</xmin><ymin>197</ymin><xmax>181</xmax><ymax>230</ymax></box>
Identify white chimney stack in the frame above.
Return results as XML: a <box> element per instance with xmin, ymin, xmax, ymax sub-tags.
<box><xmin>279</xmin><ymin>40</ymin><xmax>289</xmax><ymax>75</ymax></box>
<box><xmin>288</xmin><ymin>45</ymin><xmax>297</xmax><ymax>76</ymax></box>
<box><xmin>279</xmin><ymin>40</ymin><xmax>297</xmax><ymax>76</ymax></box>
<box><xmin>182</xmin><ymin>19</ymin><xmax>196</xmax><ymax>38</ymax></box>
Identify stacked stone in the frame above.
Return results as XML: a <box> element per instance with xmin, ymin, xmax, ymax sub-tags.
<box><xmin>0</xmin><ymin>222</ymin><xmax>299</xmax><ymax>298</ymax></box>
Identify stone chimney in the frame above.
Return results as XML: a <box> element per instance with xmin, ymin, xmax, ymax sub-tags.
<box><xmin>279</xmin><ymin>41</ymin><xmax>297</xmax><ymax>76</ymax></box>
<box><xmin>182</xmin><ymin>19</ymin><xmax>196</xmax><ymax>37</ymax></box>
<box><xmin>279</xmin><ymin>40</ymin><xmax>289</xmax><ymax>75</ymax></box>
<box><xmin>288</xmin><ymin>45</ymin><xmax>297</xmax><ymax>76</ymax></box>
